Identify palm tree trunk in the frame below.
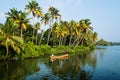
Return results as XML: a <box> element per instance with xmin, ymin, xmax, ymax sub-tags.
<box><xmin>36</xmin><ymin>31</ymin><xmax>38</xmax><ymax>45</ymax></box>
<box><xmin>61</xmin><ymin>37</ymin><xmax>64</xmax><ymax>45</ymax></box>
<box><xmin>59</xmin><ymin>36</ymin><xmax>61</xmax><ymax>45</ymax></box>
<box><xmin>47</xmin><ymin>27</ymin><xmax>52</xmax><ymax>45</ymax></box>
<box><xmin>63</xmin><ymin>36</ymin><xmax>66</xmax><ymax>45</ymax></box>
<box><xmin>47</xmin><ymin>20</ymin><xmax>53</xmax><ymax>45</ymax></box>
<box><xmin>72</xmin><ymin>36</ymin><xmax>79</xmax><ymax>46</ymax></box>
<box><xmin>39</xmin><ymin>31</ymin><xmax>44</xmax><ymax>45</ymax></box>
<box><xmin>72</xmin><ymin>32</ymin><xmax>81</xmax><ymax>46</ymax></box>
<box><xmin>21</xmin><ymin>27</ymin><xmax>22</xmax><ymax>38</ymax></box>
<box><xmin>69</xmin><ymin>34</ymin><xmax>72</xmax><ymax>46</ymax></box>
<box><xmin>5</xmin><ymin>46</ymin><xmax>9</xmax><ymax>60</ymax></box>
<box><xmin>32</xmin><ymin>28</ymin><xmax>35</xmax><ymax>43</ymax></box>
<box><xmin>76</xmin><ymin>38</ymin><xmax>83</xmax><ymax>46</ymax></box>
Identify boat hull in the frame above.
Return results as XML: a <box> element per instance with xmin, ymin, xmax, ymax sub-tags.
<box><xmin>50</xmin><ymin>54</ymin><xmax>69</xmax><ymax>59</ymax></box>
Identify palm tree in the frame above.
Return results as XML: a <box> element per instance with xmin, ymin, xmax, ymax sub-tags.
<box><xmin>38</xmin><ymin>30</ymin><xmax>44</xmax><ymax>45</ymax></box>
<box><xmin>34</xmin><ymin>22</ymin><xmax>40</xmax><ymax>45</ymax></box>
<box><xmin>6</xmin><ymin>8</ymin><xmax>30</xmax><ymax>38</ymax></box>
<box><xmin>48</xmin><ymin>6</ymin><xmax>61</xmax><ymax>22</ymax></box>
<box><xmin>92</xmin><ymin>32</ymin><xmax>98</xmax><ymax>42</ymax></box>
<box><xmin>47</xmin><ymin>6</ymin><xmax>61</xmax><ymax>45</ymax></box>
<box><xmin>0</xmin><ymin>19</ymin><xmax>17</xmax><ymax>35</ymax></box>
<box><xmin>18</xmin><ymin>11</ymin><xmax>30</xmax><ymax>38</ymax></box>
<box><xmin>25</xmin><ymin>0</ymin><xmax>42</xmax><ymax>17</ymax></box>
<box><xmin>77</xmin><ymin>19</ymin><xmax>93</xmax><ymax>46</ymax></box>
<box><xmin>40</xmin><ymin>13</ymin><xmax>50</xmax><ymax>45</ymax></box>
<box><xmin>41</xmin><ymin>13</ymin><xmax>50</xmax><ymax>25</ymax></box>
<box><xmin>68</xmin><ymin>20</ymin><xmax>76</xmax><ymax>46</ymax></box>
<box><xmin>0</xmin><ymin>27</ymin><xmax>23</xmax><ymax>60</ymax></box>
<box><xmin>25</xmin><ymin>0</ymin><xmax>43</xmax><ymax>43</ymax></box>
<box><xmin>58</xmin><ymin>21</ymin><xmax>69</xmax><ymax>45</ymax></box>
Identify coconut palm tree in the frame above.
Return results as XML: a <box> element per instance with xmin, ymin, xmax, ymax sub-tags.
<box><xmin>77</xmin><ymin>19</ymin><xmax>94</xmax><ymax>46</ymax></box>
<box><xmin>58</xmin><ymin>21</ymin><xmax>69</xmax><ymax>45</ymax></box>
<box><xmin>40</xmin><ymin>13</ymin><xmax>50</xmax><ymax>44</ymax></box>
<box><xmin>34</xmin><ymin>22</ymin><xmax>40</xmax><ymax>45</ymax></box>
<box><xmin>41</xmin><ymin>13</ymin><xmax>50</xmax><ymax>25</ymax></box>
<box><xmin>6</xmin><ymin>8</ymin><xmax>30</xmax><ymax>38</ymax></box>
<box><xmin>18</xmin><ymin>11</ymin><xmax>30</xmax><ymax>38</ymax></box>
<box><xmin>48</xmin><ymin>6</ymin><xmax>61</xmax><ymax>22</ymax></box>
<box><xmin>0</xmin><ymin>19</ymin><xmax>17</xmax><ymax>35</ymax></box>
<box><xmin>25</xmin><ymin>0</ymin><xmax>43</xmax><ymax>43</ymax></box>
<box><xmin>25</xmin><ymin>0</ymin><xmax>42</xmax><ymax>17</ymax></box>
<box><xmin>47</xmin><ymin>6</ymin><xmax>61</xmax><ymax>45</ymax></box>
<box><xmin>0</xmin><ymin>25</ymin><xmax>23</xmax><ymax>60</ymax></box>
<box><xmin>68</xmin><ymin>20</ymin><xmax>76</xmax><ymax>46</ymax></box>
<box><xmin>92</xmin><ymin>32</ymin><xmax>98</xmax><ymax>42</ymax></box>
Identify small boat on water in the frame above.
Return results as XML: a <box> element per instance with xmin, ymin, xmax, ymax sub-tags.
<box><xmin>50</xmin><ymin>54</ymin><xmax>69</xmax><ymax>59</ymax></box>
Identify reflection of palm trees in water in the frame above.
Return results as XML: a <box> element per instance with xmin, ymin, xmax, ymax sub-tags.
<box><xmin>47</xmin><ymin>52</ymin><xmax>97</xmax><ymax>80</ymax></box>
<box><xmin>95</xmin><ymin>48</ymin><xmax>106</xmax><ymax>61</ymax></box>
<box><xmin>0</xmin><ymin>59</ymin><xmax>40</xmax><ymax>80</ymax></box>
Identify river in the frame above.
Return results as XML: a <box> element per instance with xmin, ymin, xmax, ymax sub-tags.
<box><xmin>0</xmin><ymin>46</ymin><xmax>120</xmax><ymax>80</ymax></box>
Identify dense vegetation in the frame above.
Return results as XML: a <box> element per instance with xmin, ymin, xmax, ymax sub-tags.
<box><xmin>0</xmin><ymin>0</ymin><xmax>98</xmax><ymax>60</ymax></box>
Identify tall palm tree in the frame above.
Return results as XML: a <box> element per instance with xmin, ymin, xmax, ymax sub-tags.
<box><xmin>68</xmin><ymin>20</ymin><xmax>76</xmax><ymax>46</ymax></box>
<box><xmin>48</xmin><ymin>6</ymin><xmax>61</xmax><ymax>22</ymax></box>
<box><xmin>77</xmin><ymin>19</ymin><xmax>93</xmax><ymax>46</ymax></box>
<box><xmin>47</xmin><ymin>6</ymin><xmax>61</xmax><ymax>45</ymax></box>
<box><xmin>34</xmin><ymin>22</ymin><xmax>40</xmax><ymax>45</ymax></box>
<box><xmin>25</xmin><ymin>0</ymin><xmax>43</xmax><ymax>43</ymax></box>
<box><xmin>25</xmin><ymin>0</ymin><xmax>42</xmax><ymax>17</ymax></box>
<box><xmin>58</xmin><ymin>21</ymin><xmax>69</xmax><ymax>45</ymax></box>
<box><xmin>18</xmin><ymin>11</ymin><xmax>30</xmax><ymax>38</ymax></box>
<box><xmin>41</xmin><ymin>13</ymin><xmax>50</xmax><ymax>45</ymax></box>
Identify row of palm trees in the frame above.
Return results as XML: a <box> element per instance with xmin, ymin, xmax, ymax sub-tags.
<box><xmin>46</xmin><ymin>19</ymin><xmax>98</xmax><ymax>46</ymax></box>
<box><xmin>0</xmin><ymin>0</ymin><xmax>98</xmax><ymax>59</ymax></box>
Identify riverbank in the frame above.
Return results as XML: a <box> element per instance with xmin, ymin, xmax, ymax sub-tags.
<box><xmin>0</xmin><ymin>42</ymin><xmax>95</xmax><ymax>61</ymax></box>
<box><xmin>22</xmin><ymin>42</ymin><xmax>94</xmax><ymax>59</ymax></box>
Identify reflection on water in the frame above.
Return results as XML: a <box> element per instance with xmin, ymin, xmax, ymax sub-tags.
<box><xmin>0</xmin><ymin>46</ymin><xmax>120</xmax><ymax>80</ymax></box>
<box><xmin>0</xmin><ymin>59</ymin><xmax>40</xmax><ymax>80</ymax></box>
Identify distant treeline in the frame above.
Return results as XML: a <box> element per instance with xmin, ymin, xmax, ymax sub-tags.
<box><xmin>96</xmin><ymin>38</ymin><xmax>120</xmax><ymax>46</ymax></box>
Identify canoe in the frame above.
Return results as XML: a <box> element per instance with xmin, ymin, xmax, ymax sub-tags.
<box><xmin>50</xmin><ymin>54</ymin><xmax>69</xmax><ymax>59</ymax></box>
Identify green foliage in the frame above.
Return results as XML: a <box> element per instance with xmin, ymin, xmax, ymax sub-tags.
<box><xmin>22</xmin><ymin>42</ymin><xmax>52</xmax><ymax>59</ymax></box>
<box><xmin>50</xmin><ymin>46</ymin><xmax>68</xmax><ymax>54</ymax></box>
<box><xmin>38</xmin><ymin>45</ymin><xmax>52</xmax><ymax>55</ymax></box>
<box><xmin>21</xmin><ymin>42</ymin><xmax>91</xmax><ymax>59</ymax></box>
<box><xmin>96</xmin><ymin>39</ymin><xmax>111</xmax><ymax>46</ymax></box>
<box><xmin>71</xmin><ymin>46</ymin><xmax>89</xmax><ymax>57</ymax></box>
<box><xmin>22</xmin><ymin>41</ymin><xmax>39</xmax><ymax>59</ymax></box>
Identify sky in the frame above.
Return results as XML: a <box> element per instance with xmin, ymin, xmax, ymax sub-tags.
<box><xmin>0</xmin><ymin>0</ymin><xmax>120</xmax><ymax>42</ymax></box>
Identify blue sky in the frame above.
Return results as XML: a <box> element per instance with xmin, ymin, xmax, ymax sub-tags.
<box><xmin>0</xmin><ymin>0</ymin><xmax>120</xmax><ymax>42</ymax></box>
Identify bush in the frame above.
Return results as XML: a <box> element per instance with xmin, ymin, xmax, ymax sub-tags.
<box><xmin>21</xmin><ymin>42</ymin><xmax>93</xmax><ymax>59</ymax></box>
<box><xmin>21</xmin><ymin>42</ymin><xmax>41</xmax><ymax>59</ymax></box>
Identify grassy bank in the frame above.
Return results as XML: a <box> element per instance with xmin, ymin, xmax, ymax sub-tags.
<box><xmin>0</xmin><ymin>41</ymin><xmax>95</xmax><ymax>60</ymax></box>
<box><xmin>21</xmin><ymin>42</ymin><xmax>94</xmax><ymax>59</ymax></box>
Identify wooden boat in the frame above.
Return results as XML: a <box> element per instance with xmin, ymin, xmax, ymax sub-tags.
<box><xmin>50</xmin><ymin>54</ymin><xmax>69</xmax><ymax>59</ymax></box>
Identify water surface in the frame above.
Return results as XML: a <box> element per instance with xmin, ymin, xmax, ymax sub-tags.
<box><xmin>0</xmin><ymin>46</ymin><xmax>120</xmax><ymax>80</ymax></box>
